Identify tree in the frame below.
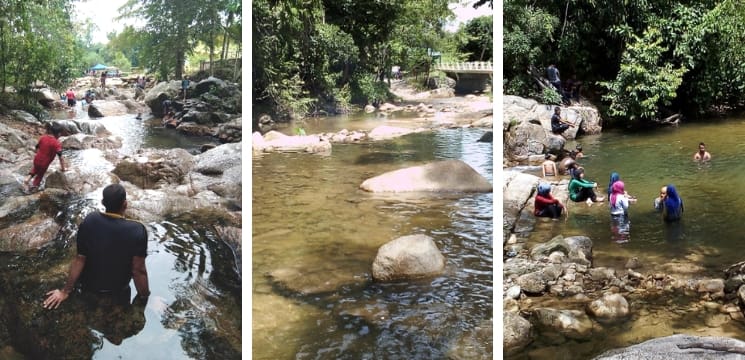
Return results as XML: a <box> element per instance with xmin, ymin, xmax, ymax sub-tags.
<box><xmin>457</xmin><ymin>15</ymin><xmax>493</xmax><ymax>62</ymax></box>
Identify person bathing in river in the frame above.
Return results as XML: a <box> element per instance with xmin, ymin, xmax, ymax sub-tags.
<box><xmin>568</xmin><ymin>167</ymin><xmax>604</xmax><ymax>206</ymax></box>
<box><xmin>542</xmin><ymin>153</ymin><xmax>558</xmax><ymax>177</ymax></box>
<box><xmin>534</xmin><ymin>183</ymin><xmax>564</xmax><ymax>219</ymax></box>
<box><xmin>609</xmin><ymin>180</ymin><xmax>635</xmax><ymax>243</ymax></box>
<box><xmin>558</xmin><ymin>152</ymin><xmax>579</xmax><ymax>177</ymax></box>
<box><xmin>44</xmin><ymin>184</ymin><xmax>150</xmax><ymax>309</ymax></box>
<box><xmin>24</xmin><ymin>123</ymin><xmax>66</xmax><ymax>192</ymax></box>
<box><xmin>607</xmin><ymin>171</ymin><xmax>636</xmax><ymax>200</ymax></box>
<box><xmin>662</xmin><ymin>184</ymin><xmax>684</xmax><ymax>222</ymax></box>
<box><xmin>65</xmin><ymin>89</ymin><xmax>76</xmax><ymax>108</ymax></box>
<box><xmin>654</xmin><ymin>186</ymin><xmax>667</xmax><ymax>211</ymax></box>
<box><xmin>693</xmin><ymin>142</ymin><xmax>711</xmax><ymax>161</ymax></box>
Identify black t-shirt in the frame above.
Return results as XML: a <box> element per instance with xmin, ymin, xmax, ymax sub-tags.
<box><xmin>551</xmin><ymin>113</ymin><xmax>562</xmax><ymax>126</ymax></box>
<box><xmin>77</xmin><ymin>212</ymin><xmax>148</xmax><ymax>292</ymax></box>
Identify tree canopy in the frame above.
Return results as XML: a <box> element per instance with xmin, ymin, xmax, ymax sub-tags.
<box><xmin>252</xmin><ymin>0</ymin><xmax>493</xmax><ymax>120</ymax></box>
<box><xmin>504</xmin><ymin>0</ymin><xmax>745</xmax><ymax>126</ymax></box>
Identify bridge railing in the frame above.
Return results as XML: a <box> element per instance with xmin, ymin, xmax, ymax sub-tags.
<box><xmin>434</xmin><ymin>61</ymin><xmax>493</xmax><ymax>72</ymax></box>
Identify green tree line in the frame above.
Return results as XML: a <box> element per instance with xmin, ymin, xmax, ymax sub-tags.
<box><xmin>504</xmin><ymin>0</ymin><xmax>745</xmax><ymax>126</ymax></box>
<box><xmin>0</xmin><ymin>0</ymin><xmax>241</xmax><ymax>115</ymax></box>
<box><xmin>252</xmin><ymin>0</ymin><xmax>493</xmax><ymax>121</ymax></box>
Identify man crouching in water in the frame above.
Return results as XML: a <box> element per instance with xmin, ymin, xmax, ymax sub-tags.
<box><xmin>44</xmin><ymin>184</ymin><xmax>150</xmax><ymax>309</ymax></box>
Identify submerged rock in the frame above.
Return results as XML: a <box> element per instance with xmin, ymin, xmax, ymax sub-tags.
<box><xmin>587</xmin><ymin>293</ymin><xmax>630</xmax><ymax>324</ymax></box>
<box><xmin>372</xmin><ymin>234</ymin><xmax>445</xmax><ymax>282</ymax></box>
<box><xmin>360</xmin><ymin>160</ymin><xmax>492</xmax><ymax>193</ymax></box>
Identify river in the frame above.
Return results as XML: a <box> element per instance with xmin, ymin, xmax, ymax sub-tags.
<box><xmin>0</xmin><ymin>106</ymin><xmax>241</xmax><ymax>359</ymax></box>
<box><xmin>252</xmin><ymin>112</ymin><xmax>493</xmax><ymax>358</ymax></box>
<box><xmin>512</xmin><ymin>118</ymin><xmax>745</xmax><ymax>359</ymax></box>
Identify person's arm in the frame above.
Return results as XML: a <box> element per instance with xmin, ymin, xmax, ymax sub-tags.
<box><xmin>57</xmin><ymin>153</ymin><xmax>65</xmax><ymax>171</ymax></box>
<box><xmin>43</xmin><ymin>255</ymin><xmax>86</xmax><ymax>309</ymax></box>
<box><xmin>132</xmin><ymin>256</ymin><xmax>150</xmax><ymax>299</ymax></box>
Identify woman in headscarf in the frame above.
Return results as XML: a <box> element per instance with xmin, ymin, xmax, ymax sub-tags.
<box><xmin>662</xmin><ymin>184</ymin><xmax>684</xmax><ymax>222</ymax></box>
<box><xmin>609</xmin><ymin>180</ymin><xmax>635</xmax><ymax>242</ymax></box>
<box><xmin>568</xmin><ymin>167</ymin><xmax>604</xmax><ymax>205</ymax></box>
<box><xmin>534</xmin><ymin>183</ymin><xmax>564</xmax><ymax>219</ymax></box>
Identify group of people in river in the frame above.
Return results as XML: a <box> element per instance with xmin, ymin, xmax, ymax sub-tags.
<box><xmin>533</xmin><ymin>141</ymin><xmax>705</xmax><ymax>242</ymax></box>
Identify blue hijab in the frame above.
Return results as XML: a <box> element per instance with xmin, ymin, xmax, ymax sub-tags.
<box><xmin>607</xmin><ymin>172</ymin><xmax>620</xmax><ymax>196</ymax></box>
<box><xmin>664</xmin><ymin>184</ymin><xmax>683</xmax><ymax>220</ymax></box>
<box><xmin>537</xmin><ymin>182</ymin><xmax>551</xmax><ymax>197</ymax></box>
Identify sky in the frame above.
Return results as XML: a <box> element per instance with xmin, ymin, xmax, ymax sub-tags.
<box><xmin>73</xmin><ymin>0</ymin><xmax>132</xmax><ymax>44</ymax></box>
<box><xmin>75</xmin><ymin>0</ymin><xmax>493</xmax><ymax>44</ymax></box>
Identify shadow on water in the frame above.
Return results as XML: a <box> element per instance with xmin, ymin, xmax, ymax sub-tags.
<box><xmin>253</xmin><ymin>127</ymin><xmax>493</xmax><ymax>359</ymax></box>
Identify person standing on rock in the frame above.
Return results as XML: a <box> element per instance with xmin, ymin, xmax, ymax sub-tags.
<box><xmin>181</xmin><ymin>76</ymin><xmax>190</xmax><ymax>101</ymax></box>
<box><xmin>568</xmin><ymin>167</ymin><xmax>604</xmax><ymax>206</ymax></box>
<box><xmin>100</xmin><ymin>71</ymin><xmax>107</xmax><ymax>92</ymax></box>
<box><xmin>23</xmin><ymin>123</ymin><xmax>66</xmax><ymax>192</ymax></box>
<box><xmin>534</xmin><ymin>183</ymin><xmax>564</xmax><ymax>219</ymax></box>
<box><xmin>43</xmin><ymin>184</ymin><xmax>150</xmax><ymax>309</ymax></box>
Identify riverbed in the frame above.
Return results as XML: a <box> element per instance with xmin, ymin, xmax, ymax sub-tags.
<box><xmin>252</xmin><ymin>111</ymin><xmax>494</xmax><ymax>358</ymax></box>
<box><xmin>510</xmin><ymin>118</ymin><xmax>745</xmax><ymax>358</ymax></box>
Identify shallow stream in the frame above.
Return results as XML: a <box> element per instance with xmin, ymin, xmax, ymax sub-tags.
<box><xmin>252</xmin><ymin>113</ymin><xmax>494</xmax><ymax>358</ymax></box>
<box><xmin>513</xmin><ymin>118</ymin><xmax>745</xmax><ymax>358</ymax></box>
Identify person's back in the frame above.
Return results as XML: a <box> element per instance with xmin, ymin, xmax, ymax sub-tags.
<box><xmin>34</xmin><ymin>134</ymin><xmax>61</xmax><ymax>167</ymax></box>
<box><xmin>77</xmin><ymin>211</ymin><xmax>147</xmax><ymax>293</ymax></box>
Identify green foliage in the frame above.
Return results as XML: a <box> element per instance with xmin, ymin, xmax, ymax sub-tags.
<box><xmin>600</xmin><ymin>27</ymin><xmax>687</xmax><ymax>121</ymax></box>
<box><xmin>503</xmin><ymin>0</ymin><xmax>558</xmax><ymax>96</ymax></box>
<box><xmin>537</xmin><ymin>86</ymin><xmax>562</xmax><ymax>105</ymax></box>
<box><xmin>457</xmin><ymin>15</ymin><xmax>493</xmax><ymax>62</ymax></box>
<box><xmin>350</xmin><ymin>74</ymin><xmax>389</xmax><ymax>105</ymax></box>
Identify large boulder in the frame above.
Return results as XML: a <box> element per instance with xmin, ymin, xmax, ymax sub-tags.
<box><xmin>530</xmin><ymin>235</ymin><xmax>593</xmax><ymax>266</ymax></box>
<box><xmin>503</xmin><ymin>171</ymin><xmax>540</xmax><ymax>234</ymax></box>
<box><xmin>367</xmin><ymin>125</ymin><xmax>420</xmax><ymax>141</ymax></box>
<box><xmin>9</xmin><ymin>110</ymin><xmax>40</xmax><ymax>125</ymax></box>
<box><xmin>111</xmin><ymin>149</ymin><xmax>195</xmax><ymax>189</ymax></box>
<box><xmin>193</xmin><ymin>142</ymin><xmax>241</xmax><ymax>175</ymax></box>
<box><xmin>252</xmin><ymin>131</ymin><xmax>332</xmax><ymax>154</ymax></box>
<box><xmin>216</xmin><ymin>117</ymin><xmax>241</xmax><ymax>143</ymax></box>
<box><xmin>503</xmin><ymin>122</ymin><xmax>547</xmax><ymax>163</ymax></box>
<box><xmin>360</xmin><ymin>160</ymin><xmax>492</xmax><ymax>193</ymax></box>
<box><xmin>88</xmin><ymin>100</ymin><xmax>130</xmax><ymax>118</ymax></box>
<box><xmin>372</xmin><ymin>234</ymin><xmax>445</xmax><ymax>281</ymax></box>
<box><xmin>144</xmin><ymin>80</ymin><xmax>182</xmax><ymax>114</ymax></box>
<box><xmin>593</xmin><ymin>334</ymin><xmax>745</xmax><ymax>360</ymax></box>
<box><xmin>0</xmin><ymin>215</ymin><xmax>60</xmax><ymax>251</ymax></box>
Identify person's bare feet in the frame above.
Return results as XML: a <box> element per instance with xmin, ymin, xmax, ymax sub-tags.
<box><xmin>595</xmin><ymin>196</ymin><xmax>605</xmax><ymax>202</ymax></box>
<box><xmin>586</xmin><ymin>198</ymin><xmax>593</xmax><ymax>207</ymax></box>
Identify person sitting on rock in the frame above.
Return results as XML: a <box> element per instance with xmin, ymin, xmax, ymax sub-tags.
<box><xmin>534</xmin><ymin>182</ymin><xmax>564</xmax><ymax>219</ymax></box>
<box><xmin>568</xmin><ymin>167</ymin><xmax>604</xmax><ymax>206</ymax></box>
<box><xmin>551</xmin><ymin>107</ymin><xmax>574</xmax><ymax>135</ymax></box>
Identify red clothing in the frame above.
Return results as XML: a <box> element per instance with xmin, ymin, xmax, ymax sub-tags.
<box><xmin>534</xmin><ymin>194</ymin><xmax>562</xmax><ymax>216</ymax></box>
<box><xmin>65</xmin><ymin>90</ymin><xmax>75</xmax><ymax>100</ymax></box>
<box><xmin>34</xmin><ymin>135</ymin><xmax>62</xmax><ymax>167</ymax></box>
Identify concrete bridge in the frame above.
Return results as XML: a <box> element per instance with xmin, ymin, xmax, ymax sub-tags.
<box><xmin>434</xmin><ymin>61</ymin><xmax>493</xmax><ymax>94</ymax></box>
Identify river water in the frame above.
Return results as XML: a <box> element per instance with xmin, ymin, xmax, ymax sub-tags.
<box><xmin>513</xmin><ymin>118</ymin><xmax>745</xmax><ymax>358</ymax></box>
<box><xmin>252</xmin><ymin>114</ymin><xmax>493</xmax><ymax>358</ymax></box>
<box><xmin>1</xmin><ymin>107</ymin><xmax>240</xmax><ymax>359</ymax></box>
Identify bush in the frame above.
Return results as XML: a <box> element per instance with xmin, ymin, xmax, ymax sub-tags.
<box><xmin>537</xmin><ymin>86</ymin><xmax>562</xmax><ymax>105</ymax></box>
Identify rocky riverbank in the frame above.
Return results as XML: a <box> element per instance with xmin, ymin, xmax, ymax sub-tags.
<box><xmin>0</xmin><ymin>76</ymin><xmax>242</xmax><ymax>357</ymax></box>
<box><xmin>503</xmin><ymin>170</ymin><xmax>745</xmax><ymax>358</ymax></box>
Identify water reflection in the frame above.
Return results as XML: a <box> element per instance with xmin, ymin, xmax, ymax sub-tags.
<box><xmin>253</xmin><ymin>127</ymin><xmax>493</xmax><ymax>358</ymax></box>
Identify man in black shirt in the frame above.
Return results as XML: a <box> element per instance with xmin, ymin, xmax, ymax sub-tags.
<box><xmin>44</xmin><ymin>184</ymin><xmax>150</xmax><ymax>308</ymax></box>
<box><xmin>551</xmin><ymin>106</ymin><xmax>574</xmax><ymax>135</ymax></box>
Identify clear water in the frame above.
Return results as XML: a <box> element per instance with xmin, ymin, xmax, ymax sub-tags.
<box><xmin>3</xmin><ymin>106</ymin><xmax>240</xmax><ymax>358</ymax></box>
<box><xmin>515</xmin><ymin>119</ymin><xmax>745</xmax><ymax>358</ymax></box>
<box><xmin>253</xmin><ymin>122</ymin><xmax>493</xmax><ymax>359</ymax></box>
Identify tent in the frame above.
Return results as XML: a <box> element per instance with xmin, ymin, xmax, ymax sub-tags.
<box><xmin>90</xmin><ymin>63</ymin><xmax>107</xmax><ymax>70</ymax></box>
